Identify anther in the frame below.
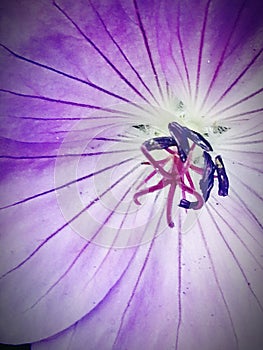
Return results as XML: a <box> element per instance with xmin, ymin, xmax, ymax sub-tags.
<box><xmin>187</xmin><ymin>129</ymin><xmax>213</xmax><ymax>152</ymax></box>
<box><xmin>178</xmin><ymin>199</ymin><xmax>199</xmax><ymax>209</ymax></box>
<box><xmin>143</xmin><ymin>136</ymin><xmax>177</xmax><ymax>151</ymax></box>
<box><xmin>199</xmin><ymin>151</ymin><xmax>215</xmax><ymax>201</ymax></box>
<box><xmin>168</xmin><ymin>122</ymin><xmax>189</xmax><ymax>162</ymax></box>
<box><xmin>215</xmin><ymin>155</ymin><xmax>229</xmax><ymax>196</ymax></box>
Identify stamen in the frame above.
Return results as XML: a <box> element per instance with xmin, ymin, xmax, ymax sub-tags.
<box><xmin>168</xmin><ymin>122</ymin><xmax>189</xmax><ymax>162</ymax></box>
<box><xmin>179</xmin><ymin>198</ymin><xmax>199</xmax><ymax>209</ymax></box>
<box><xmin>215</xmin><ymin>155</ymin><xmax>229</xmax><ymax>196</ymax></box>
<box><xmin>186</xmin><ymin>128</ymin><xmax>213</xmax><ymax>152</ymax></box>
<box><xmin>134</xmin><ymin>122</ymin><xmax>229</xmax><ymax>228</ymax></box>
<box><xmin>179</xmin><ymin>182</ymin><xmax>204</xmax><ymax>209</ymax></box>
<box><xmin>199</xmin><ymin>151</ymin><xmax>215</xmax><ymax>201</ymax></box>
<box><xmin>143</xmin><ymin>136</ymin><xmax>177</xmax><ymax>151</ymax></box>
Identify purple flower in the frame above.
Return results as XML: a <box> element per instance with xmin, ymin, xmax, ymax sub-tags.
<box><xmin>0</xmin><ymin>1</ymin><xmax>263</xmax><ymax>349</ymax></box>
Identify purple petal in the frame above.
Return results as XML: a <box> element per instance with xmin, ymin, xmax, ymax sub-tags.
<box><xmin>0</xmin><ymin>0</ymin><xmax>263</xmax><ymax>349</ymax></box>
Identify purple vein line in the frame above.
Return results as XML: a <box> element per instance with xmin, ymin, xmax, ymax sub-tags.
<box><xmin>230</xmin><ymin>171</ymin><xmax>263</xmax><ymax>202</ymax></box>
<box><xmin>0</xmin><ymin>157</ymin><xmax>134</xmax><ymax>210</ymax></box>
<box><xmin>28</xmin><ymin>172</ymin><xmax>149</xmax><ymax>346</ymax></box>
<box><xmin>209</xmin><ymin>87</ymin><xmax>263</xmax><ymax>118</ymax></box>
<box><xmin>66</xmin><ymin>191</ymin><xmax>136</xmax><ymax>348</ymax></box>
<box><xmin>206</xmin><ymin>206</ymin><xmax>263</xmax><ymax>312</ymax></box>
<box><xmin>83</xmin><ymin>170</ymin><xmax>148</xmax><ymax>288</ymax></box>
<box><xmin>0</xmin><ymin>162</ymin><xmax>141</xmax><ymax>279</ymax></box>
<box><xmin>8</xmin><ymin>115</ymin><xmax>132</xmax><ymax>121</ymax></box>
<box><xmin>169</xmin><ymin>42</ymin><xmax>188</xmax><ymax>95</ymax></box>
<box><xmin>53</xmin><ymin>1</ymin><xmax>150</xmax><ymax>105</ymax></box>
<box><xmin>68</xmin><ymin>250</ymin><xmax>138</xmax><ymax>349</ymax></box>
<box><xmin>60</xmin><ymin>237</ymin><xmax>142</xmax><ymax>349</ymax></box>
<box><xmin>66</xmin><ymin>323</ymin><xmax>79</xmax><ymax>350</ymax></box>
<box><xmin>0</xmin><ymin>88</ymin><xmax>135</xmax><ymax>112</ymax></box>
<box><xmin>195</xmin><ymin>0</ymin><xmax>212</xmax><ymax>103</ymax></box>
<box><xmin>223</xmin><ymin>138</ymin><xmax>263</xmax><ymax>146</ymax></box>
<box><xmin>224</xmin><ymin>158</ymin><xmax>263</xmax><ymax>175</ymax></box>
<box><xmin>206</xmin><ymin>48</ymin><xmax>263</xmax><ymax>114</ymax></box>
<box><xmin>209</xmin><ymin>203</ymin><xmax>263</xmax><ymax>270</ymax></box>
<box><xmin>221</xmin><ymin>118</ymin><xmax>263</xmax><ymax>142</ymax></box>
<box><xmin>71</xmin><ymin>241</ymin><xmax>142</xmax><ymax>348</ymax></box>
<box><xmin>174</xmin><ymin>212</ymin><xmax>182</xmax><ymax>350</ymax></box>
<box><xmin>219</xmin><ymin>108</ymin><xmax>263</xmax><ymax>121</ymax></box>
<box><xmin>197</xmin><ymin>217</ymin><xmax>239</xmax><ymax>349</ymax></box>
<box><xmin>112</xmin><ymin>200</ymin><xmax>165</xmax><ymax>349</ymax></box>
<box><xmin>0</xmin><ymin>149</ymin><xmax>138</xmax><ymax>160</ymax></box>
<box><xmin>230</xmin><ymin>127</ymin><xmax>263</xmax><ymax>141</ymax></box>
<box><xmin>0</xmin><ymin>44</ymin><xmax>136</xmax><ymax>106</ymax></box>
<box><xmin>166</xmin><ymin>80</ymin><xmax>170</xmax><ymax>98</ymax></box>
<box><xmin>215</xmin><ymin>197</ymin><xmax>263</xmax><ymax>249</ymax></box>
<box><xmin>89</xmin><ymin>0</ymin><xmax>159</xmax><ymax>105</ymax></box>
<box><xmin>65</xmin><ymin>192</ymin><xmax>150</xmax><ymax>345</ymax></box>
<box><xmin>133</xmin><ymin>0</ymin><xmax>164</xmax><ymax>100</ymax></box>
<box><xmin>26</xmin><ymin>172</ymin><xmax>142</xmax><ymax>310</ymax></box>
<box><xmin>200</xmin><ymin>1</ymin><xmax>247</xmax><ymax>110</ymax></box>
<box><xmin>221</xmin><ymin>149</ymin><xmax>263</xmax><ymax>156</ymax></box>
<box><xmin>177</xmin><ymin>0</ymin><xmax>192</xmax><ymax>99</ymax></box>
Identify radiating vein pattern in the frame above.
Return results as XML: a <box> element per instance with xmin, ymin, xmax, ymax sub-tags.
<box><xmin>53</xmin><ymin>1</ymin><xmax>152</xmax><ymax>105</ymax></box>
<box><xmin>0</xmin><ymin>1</ymin><xmax>262</xmax><ymax>349</ymax></box>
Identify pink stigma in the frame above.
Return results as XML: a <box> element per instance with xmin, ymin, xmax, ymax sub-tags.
<box><xmin>133</xmin><ymin>143</ymin><xmax>204</xmax><ymax>228</ymax></box>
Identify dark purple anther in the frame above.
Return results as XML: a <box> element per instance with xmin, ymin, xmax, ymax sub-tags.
<box><xmin>199</xmin><ymin>151</ymin><xmax>215</xmax><ymax>201</ymax></box>
<box><xmin>187</xmin><ymin>129</ymin><xmax>213</xmax><ymax>152</ymax></box>
<box><xmin>215</xmin><ymin>155</ymin><xmax>229</xmax><ymax>196</ymax></box>
<box><xmin>143</xmin><ymin>136</ymin><xmax>177</xmax><ymax>151</ymax></box>
<box><xmin>168</xmin><ymin>122</ymin><xmax>189</xmax><ymax>162</ymax></box>
<box><xmin>179</xmin><ymin>198</ymin><xmax>199</xmax><ymax>209</ymax></box>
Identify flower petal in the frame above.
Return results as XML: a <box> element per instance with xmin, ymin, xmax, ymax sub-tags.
<box><xmin>0</xmin><ymin>0</ymin><xmax>262</xmax><ymax>349</ymax></box>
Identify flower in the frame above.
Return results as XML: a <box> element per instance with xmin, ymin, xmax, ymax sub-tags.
<box><xmin>0</xmin><ymin>0</ymin><xmax>263</xmax><ymax>349</ymax></box>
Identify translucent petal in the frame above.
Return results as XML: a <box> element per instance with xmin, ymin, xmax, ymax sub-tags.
<box><xmin>0</xmin><ymin>0</ymin><xmax>262</xmax><ymax>349</ymax></box>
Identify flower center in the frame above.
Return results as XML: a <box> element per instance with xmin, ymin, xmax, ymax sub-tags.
<box><xmin>134</xmin><ymin>121</ymin><xmax>229</xmax><ymax>228</ymax></box>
